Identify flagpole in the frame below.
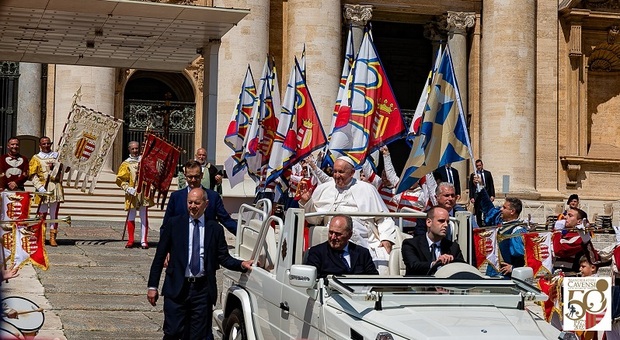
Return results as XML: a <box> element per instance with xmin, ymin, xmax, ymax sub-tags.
<box><xmin>445</xmin><ymin>45</ymin><xmax>479</xmax><ymax>190</ymax></box>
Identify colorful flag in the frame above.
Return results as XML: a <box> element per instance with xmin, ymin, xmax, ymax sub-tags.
<box><xmin>523</xmin><ymin>232</ymin><xmax>553</xmax><ymax>277</ymax></box>
<box><xmin>53</xmin><ymin>104</ymin><xmax>123</xmax><ymax>193</ymax></box>
<box><xmin>266</xmin><ymin>58</ymin><xmax>327</xmax><ymax>185</ymax></box>
<box><xmin>397</xmin><ymin>47</ymin><xmax>472</xmax><ymax>193</ymax></box>
<box><xmin>409</xmin><ymin>45</ymin><xmax>443</xmax><ymax>140</ymax></box>
<box><xmin>326</xmin><ymin>25</ymin><xmax>355</xmax><ymax>151</ymax></box>
<box><xmin>473</xmin><ymin>227</ymin><xmax>500</xmax><ymax>274</ymax></box>
<box><xmin>136</xmin><ymin>133</ymin><xmax>181</xmax><ymax>209</ymax></box>
<box><xmin>244</xmin><ymin>57</ymin><xmax>280</xmax><ymax>188</ymax></box>
<box><xmin>327</xmin><ymin>30</ymin><xmax>405</xmax><ymax>167</ymax></box>
<box><xmin>224</xmin><ymin>66</ymin><xmax>257</xmax><ymax>173</ymax></box>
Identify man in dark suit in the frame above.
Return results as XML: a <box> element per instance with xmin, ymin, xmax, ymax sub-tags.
<box><xmin>305</xmin><ymin>214</ymin><xmax>378</xmax><ymax>277</ymax></box>
<box><xmin>402</xmin><ymin>206</ymin><xmax>464</xmax><ymax>275</ymax></box>
<box><xmin>164</xmin><ymin>160</ymin><xmax>236</xmax><ymax>235</ymax></box>
<box><xmin>433</xmin><ymin>163</ymin><xmax>461</xmax><ymax>198</ymax></box>
<box><xmin>468</xmin><ymin>159</ymin><xmax>495</xmax><ymax>227</ymax></box>
<box><xmin>147</xmin><ymin>188</ymin><xmax>252</xmax><ymax>339</ymax></box>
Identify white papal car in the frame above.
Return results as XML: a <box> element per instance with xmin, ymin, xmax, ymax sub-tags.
<box><xmin>213</xmin><ymin>200</ymin><xmax>572</xmax><ymax>340</ymax></box>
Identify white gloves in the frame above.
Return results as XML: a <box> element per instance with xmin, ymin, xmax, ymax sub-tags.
<box><xmin>126</xmin><ymin>187</ymin><xmax>136</xmax><ymax>196</ymax></box>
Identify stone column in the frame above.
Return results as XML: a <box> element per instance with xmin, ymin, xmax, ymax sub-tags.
<box><xmin>201</xmin><ymin>40</ymin><xmax>221</xmax><ymax>164</ymax></box>
<box><xmin>343</xmin><ymin>4</ymin><xmax>372</xmax><ymax>53</ymax></box>
<box><xmin>480</xmin><ymin>0</ymin><xmax>537</xmax><ymax>198</ymax></box>
<box><xmin>54</xmin><ymin>66</ymin><xmax>115</xmax><ymax>171</ymax></box>
<box><xmin>17</xmin><ymin>63</ymin><xmax>42</xmax><ymax>136</ymax></box>
<box><xmin>213</xmin><ymin>0</ymin><xmax>269</xmax><ymax>164</ymax></box>
<box><xmin>286</xmin><ymin>0</ymin><xmax>341</xmax><ymax>130</ymax></box>
<box><xmin>446</xmin><ymin>12</ymin><xmax>475</xmax><ymax>199</ymax></box>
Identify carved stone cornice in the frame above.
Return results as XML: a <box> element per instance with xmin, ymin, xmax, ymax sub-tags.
<box><xmin>186</xmin><ymin>56</ymin><xmax>204</xmax><ymax>92</ymax></box>
<box><xmin>584</xmin><ymin>0</ymin><xmax>620</xmax><ymax>11</ymax></box>
<box><xmin>423</xmin><ymin>16</ymin><xmax>448</xmax><ymax>42</ymax></box>
<box><xmin>446</xmin><ymin>11</ymin><xmax>475</xmax><ymax>34</ymax></box>
<box><xmin>343</xmin><ymin>4</ymin><xmax>373</xmax><ymax>25</ymax></box>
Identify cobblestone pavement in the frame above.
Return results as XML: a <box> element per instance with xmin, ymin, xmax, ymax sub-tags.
<box><xmin>2</xmin><ymin>220</ymin><xmax>234</xmax><ymax>340</ymax></box>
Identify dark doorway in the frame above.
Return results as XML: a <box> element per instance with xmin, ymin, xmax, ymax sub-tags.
<box><xmin>371</xmin><ymin>21</ymin><xmax>433</xmax><ymax>174</ymax></box>
<box><xmin>123</xmin><ymin>71</ymin><xmax>196</xmax><ymax>174</ymax></box>
<box><xmin>0</xmin><ymin>61</ymin><xmax>19</xmax><ymax>152</ymax></box>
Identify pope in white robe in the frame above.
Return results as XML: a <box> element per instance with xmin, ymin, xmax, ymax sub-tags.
<box><xmin>299</xmin><ymin>156</ymin><xmax>397</xmax><ymax>274</ymax></box>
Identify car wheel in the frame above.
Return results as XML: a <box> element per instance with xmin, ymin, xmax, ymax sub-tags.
<box><xmin>224</xmin><ymin>308</ymin><xmax>246</xmax><ymax>340</ymax></box>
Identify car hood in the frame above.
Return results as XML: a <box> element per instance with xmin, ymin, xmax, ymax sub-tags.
<box><xmin>325</xmin><ymin>296</ymin><xmax>551</xmax><ymax>339</ymax></box>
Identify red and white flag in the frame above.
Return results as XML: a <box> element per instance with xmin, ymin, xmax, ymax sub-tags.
<box><xmin>266</xmin><ymin>57</ymin><xmax>326</xmax><ymax>185</ymax></box>
<box><xmin>473</xmin><ymin>227</ymin><xmax>499</xmax><ymax>273</ymax></box>
<box><xmin>523</xmin><ymin>232</ymin><xmax>554</xmax><ymax>277</ymax></box>
<box><xmin>327</xmin><ymin>29</ymin><xmax>405</xmax><ymax>167</ymax></box>
<box><xmin>224</xmin><ymin>66</ymin><xmax>257</xmax><ymax>174</ymax></box>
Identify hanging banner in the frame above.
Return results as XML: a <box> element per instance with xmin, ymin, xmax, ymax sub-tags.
<box><xmin>136</xmin><ymin>133</ymin><xmax>181</xmax><ymax>209</ymax></box>
<box><xmin>54</xmin><ymin>104</ymin><xmax>123</xmax><ymax>194</ymax></box>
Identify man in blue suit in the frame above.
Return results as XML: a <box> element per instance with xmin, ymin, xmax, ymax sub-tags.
<box><xmin>147</xmin><ymin>188</ymin><xmax>252</xmax><ymax>339</ymax></box>
<box><xmin>164</xmin><ymin>160</ymin><xmax>236</xmax><ymax>235</ymax></box>
<box><xmin>305</xmin><ymin>214</ymin><xmax>378</xmax><ymax>277</ymax></box>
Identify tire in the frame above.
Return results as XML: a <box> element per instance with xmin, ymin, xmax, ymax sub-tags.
<box><xmin>223</xmin><ymin>308</ymin><xmax>247</xmax><ymax>340</ymax></box>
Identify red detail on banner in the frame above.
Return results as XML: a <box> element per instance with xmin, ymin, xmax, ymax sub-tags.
<box><xmin>137</xmin><ymin>133</ymin><xmax>181</xmax><ymax>209</ymax></box>
<box><xmin>26</xmin><ymin>219</ymin><xmax>48</xmax><ymax>270</ymax></box>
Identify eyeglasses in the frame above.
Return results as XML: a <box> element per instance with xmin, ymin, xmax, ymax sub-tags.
<box><xmin>185</xmin><ymin>175</ymin><xmax>201</xmax><ymax>179</ymax></box>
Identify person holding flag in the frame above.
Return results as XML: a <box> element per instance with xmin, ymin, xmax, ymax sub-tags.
<box><xmin>29</xmin><ymin>136</ymin><xmax>64</xmax><ymax>246</ymax></box>
<box><xmin>116</xmin><ymin>141</ymin><xmax>153</xmax><ymax>249</ymax></box>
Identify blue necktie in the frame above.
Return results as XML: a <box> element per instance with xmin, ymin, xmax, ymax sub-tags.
<box><xmin>340</xmin><ymin>251</ymin><xmax>350</xmax><ymax>272</ymax></box>
<box><xmin>190</xmin><ymin>219</ymin><xmax>201</xmax><ymax>276</ymax></box>
<box><xmin>430</xmin><ymin>243</ymin><xmax>438</xmax><ymax>262</ymax></box>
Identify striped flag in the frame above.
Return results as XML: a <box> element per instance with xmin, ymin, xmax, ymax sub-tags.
<box><xmin>224</xmin><ymin>66</ymin><xmax>257</xmax><ymax>173</ymax></box>
<box><xmin>327</xmin><ymin>29</ymin><xmax>405</xmax><ymax>167</ymax></box>
<box><xmin>409</xmin><ymin>45</ymin><xmax>443</xmax><ymax>140</ymax></box>
<box><xmin>244</xmin><ymin>57</ymin><xmax>280</xmax><ymax>189</ymax></box>
<box><xmin>397</xmin><ymin>46</ymin><xmax>472</xmax><ymax>193</ymax></box>
<box><xmin>266</xmin><ymin>58</ymin><xmax>327</xmax><ymax>185</ymax></box>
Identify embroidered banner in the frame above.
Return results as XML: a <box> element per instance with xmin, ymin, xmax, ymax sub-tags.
<box><xmin>136</xmin><ymin>133</ymin><xmax>181</xmax><ymax>209</ymax></box>
<box><xmin>523</xmin><ymin>232</ymin><xmax>553</xmax><ymax>277</ymax></box>
<box><xmin>473</xmin><ymin>227</ymin><xmax>499</xmax><ymax>274</ymax></box>
<box><xmin>0</xmin><ymin>191</ymin><xmax>48</xmax><ymax>269</ymax></box>
<box><xmin>54</xmin><ymin>104</ymin><xmax>123</xmax><ymax>193</ymax></box>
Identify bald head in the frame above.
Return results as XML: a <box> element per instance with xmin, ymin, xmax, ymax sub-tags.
<box><xmin>187</xmin><ymin>188</ymin><xmax>208</xmax><ymax>219</ymax></box>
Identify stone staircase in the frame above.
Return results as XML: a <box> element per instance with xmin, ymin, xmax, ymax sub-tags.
<box><xmin>25</xmin><ymin>171</ymin><xmax>173</xmax><ymax>225</ymax></box>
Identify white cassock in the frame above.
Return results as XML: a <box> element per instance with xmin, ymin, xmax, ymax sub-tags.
<box><xmin>301</xmin><ymin>178</ymin><xmax>397</xmax><ymax>274</ymax></box>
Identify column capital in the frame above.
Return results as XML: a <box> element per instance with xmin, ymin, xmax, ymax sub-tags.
<box><xmin>343</xmin><ymin>4</ymin><xmax>373</xmax><ymax>26</ymax></box>
<box><xmin>446</xmin><ymin>11</ymin><xmax>476</xmax><ymax>34</ymax></box>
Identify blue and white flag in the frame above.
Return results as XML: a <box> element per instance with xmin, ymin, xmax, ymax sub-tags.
<box><xmin>397</xmin><ymin>47</ymin><xmax>472</xmax><ymax>193</ymax></box>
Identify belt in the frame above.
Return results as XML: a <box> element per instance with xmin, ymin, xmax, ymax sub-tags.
<box><xmin>186</xmin><ymin>276</ymin><xmax>207</xmax><ymax>283</ymax></box>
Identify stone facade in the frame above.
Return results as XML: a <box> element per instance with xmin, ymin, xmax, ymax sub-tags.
<box><xmin>11</xmin><ymin>0</ymin><xmax>620</xmax><ymax>220</ymax></box>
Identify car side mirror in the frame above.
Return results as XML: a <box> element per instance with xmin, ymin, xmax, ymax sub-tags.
<box><xmin>511</xmin><ymin>267</ymin><xmax>533</xmax><ymax>281</ymax></box>
<box><xmin>289</xmin><ymin>265</ymin><xmax>317</xmax><ymax>288</ymax></box>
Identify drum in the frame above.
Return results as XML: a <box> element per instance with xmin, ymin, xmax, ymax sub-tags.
<box><xmin>1</xmin><ymin>296</ymin><xmax>44</xmax><ymax>336</ymax></box>
<box><xmin>0</xmin><ymin>321</ymin><xmax>24</xmax><ymax>339</ymax></box>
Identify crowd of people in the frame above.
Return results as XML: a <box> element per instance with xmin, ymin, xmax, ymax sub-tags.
<box><xmin>2</xmin><ymin>135</ymin><xmax>619</xmax><ymax>338</ymax></box>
